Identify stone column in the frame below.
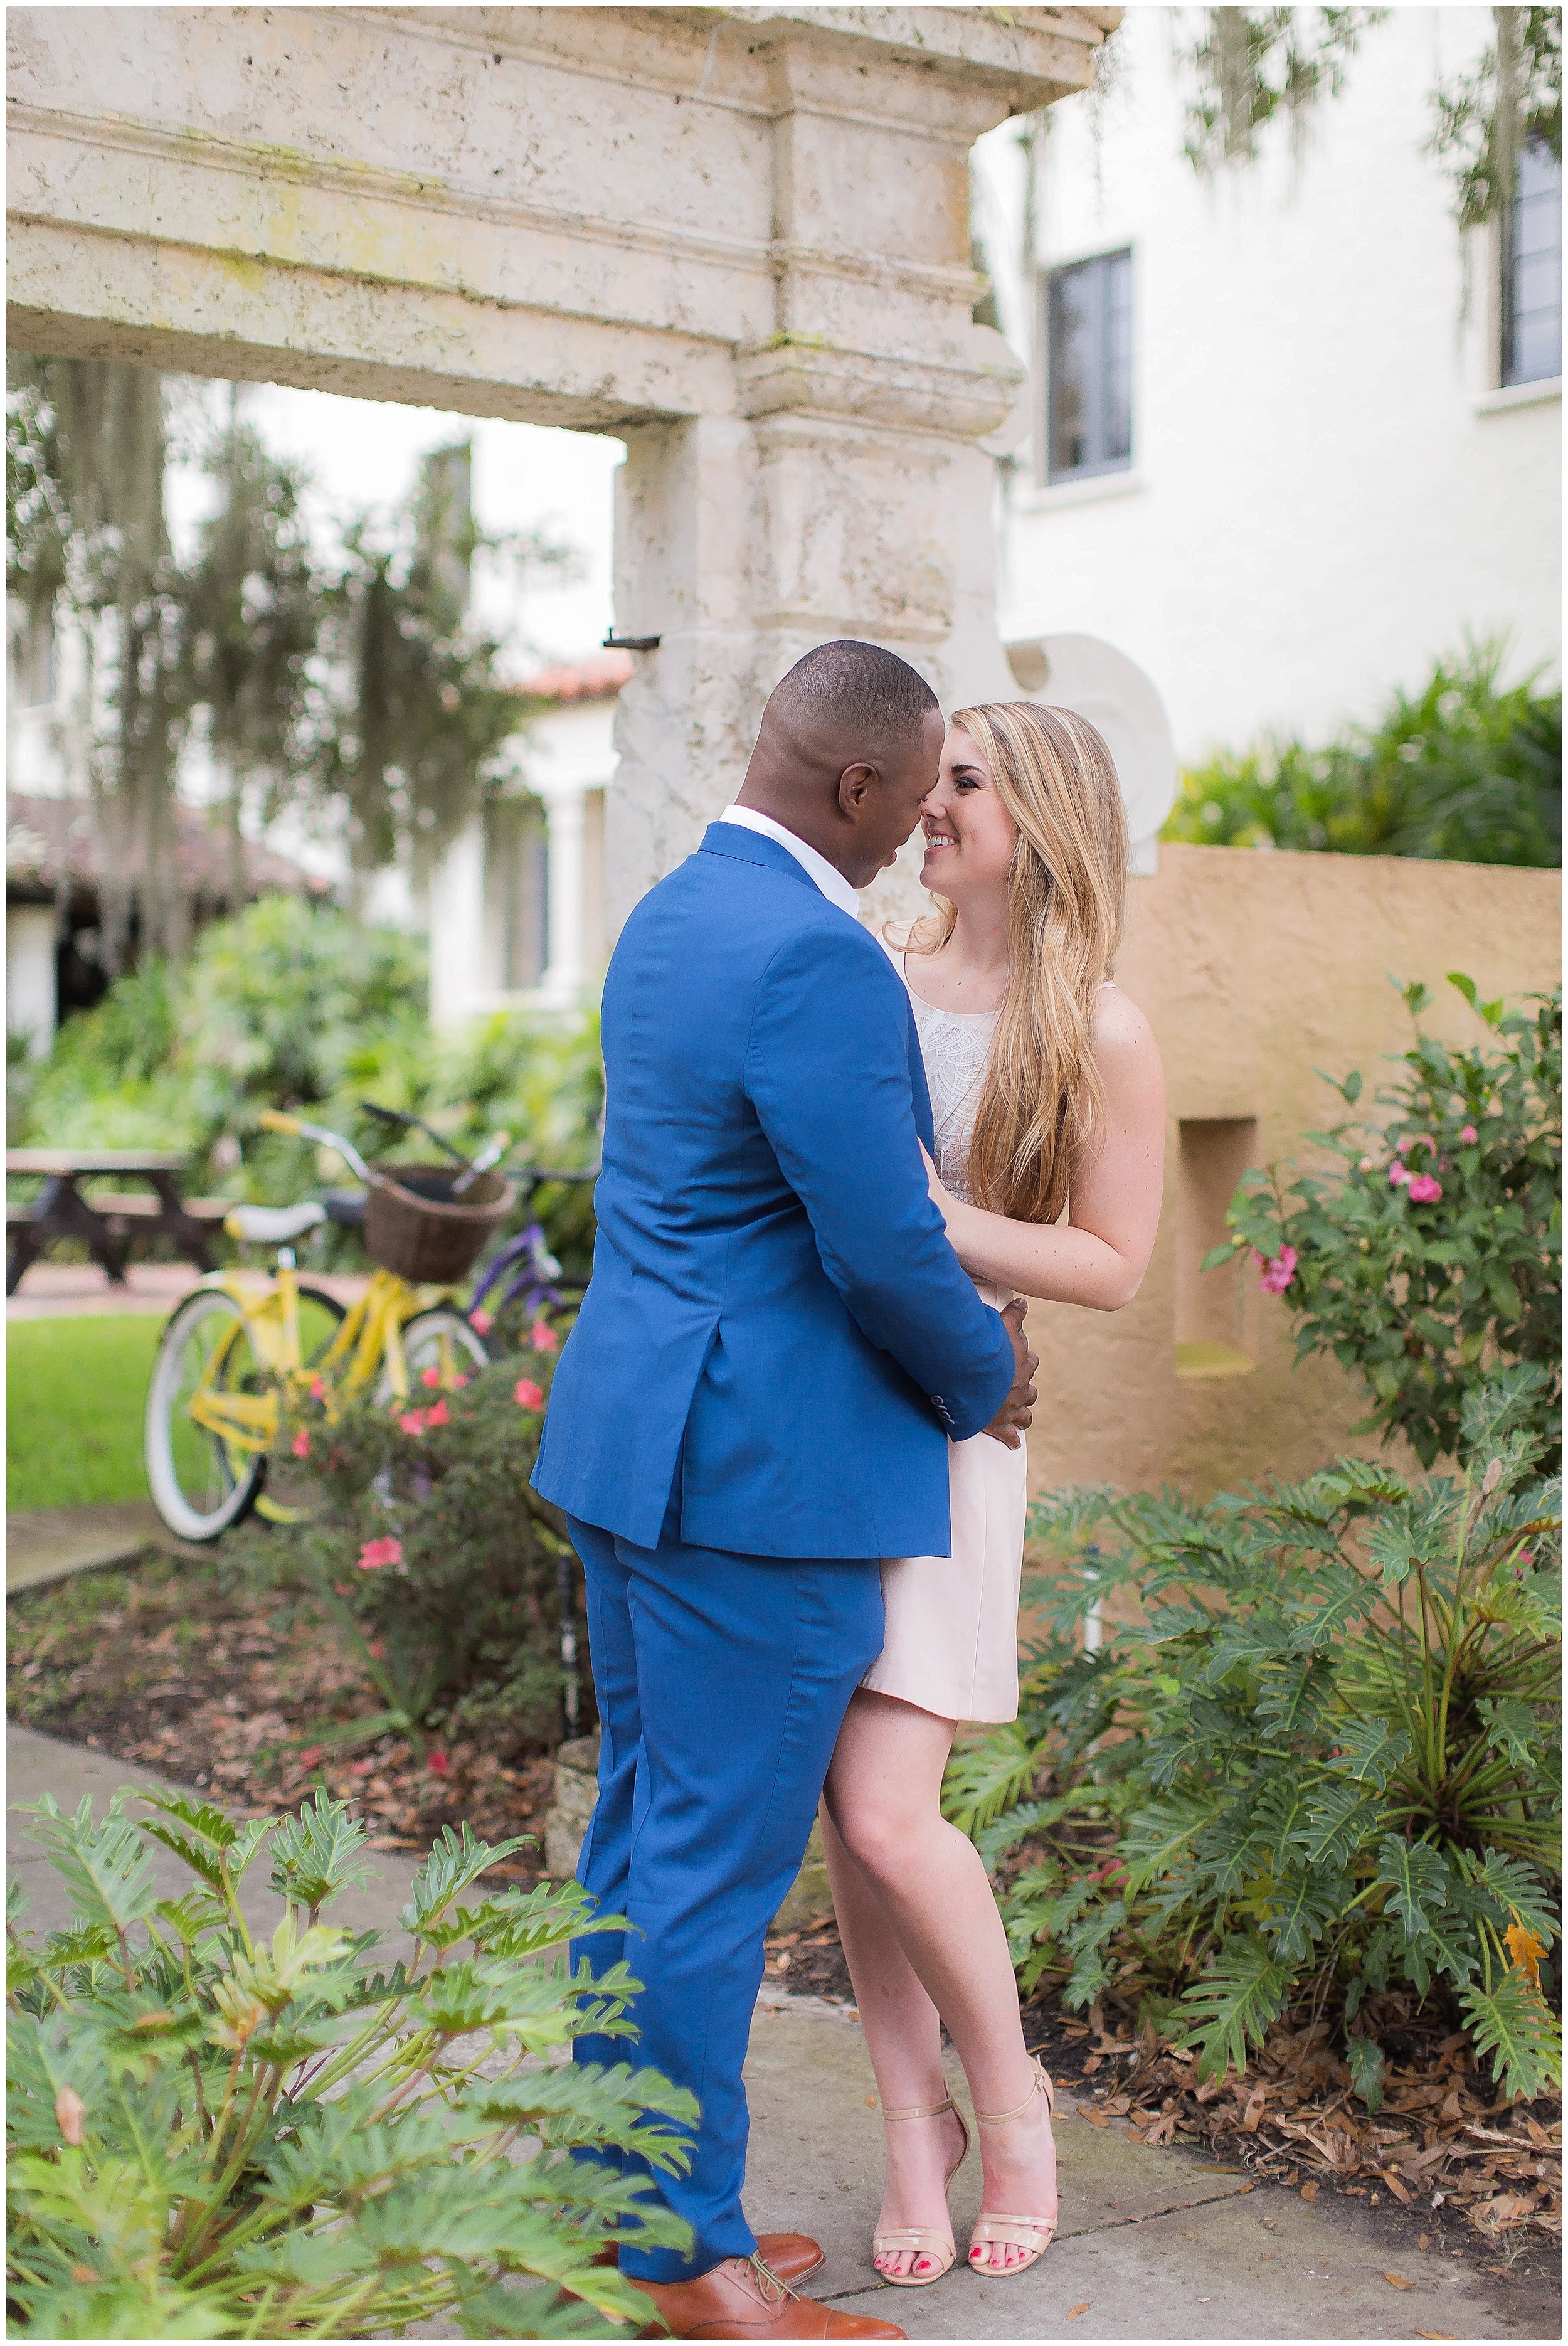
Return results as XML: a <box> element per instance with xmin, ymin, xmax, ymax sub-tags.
<box><xmin>603</xmin><ymin>12</ymin><xmax>1076</xmax><ymax>936</ymax></box>
<box><xmin>426</xmin><ymin>818</ymin><xmax>485</xmax><ymax>1030</ymax></box>
<box><xmin>535</xmin><ymin>775</ymin><xmax>590</xmax><ymax>1009</ymax></box>
<box><xmin>6</xmin><ymin>905</ymin><xmax>58</xmax><ymax>1057</ymax></box>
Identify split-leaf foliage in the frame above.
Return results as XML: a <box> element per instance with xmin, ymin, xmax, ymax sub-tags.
<box><xmin>945</xmin><ymin>1371</ymin><xmax>1560</xmax><ymax>2104</ymax></box>
<box><xmin>8</xmin><ymin>1790</ymin><xmax>689</xmax><ymax>2336</ymax></box>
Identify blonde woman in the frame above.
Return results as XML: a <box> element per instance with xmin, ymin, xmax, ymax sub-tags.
<box><xmin>820</xmin><ymin>702</ymin><xmax>1166</xmax><ymax>2290</ymax></box>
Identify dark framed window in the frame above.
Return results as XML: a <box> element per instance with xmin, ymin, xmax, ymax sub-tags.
<box><xmin>1046</xmin><ymin>248</ymin><xmax>1133</xmax><ymax>482</ymax></box>
<box><xmin>1503</xmin><ymin>135</ymin><xmax>1562</xmax><ymax>388</ymax></box>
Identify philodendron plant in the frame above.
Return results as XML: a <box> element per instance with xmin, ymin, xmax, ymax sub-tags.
<box><xmin>7</xmin><ymin>1791</ymin><xmax>693</xmax><ymax>2338</ymax></box>
<box><xmin>946</xmin><ymin>1368</ymin><xmax>1561</xmax><ymax>2104</ymax></box>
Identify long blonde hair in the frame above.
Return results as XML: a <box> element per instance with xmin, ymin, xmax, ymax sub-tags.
<box><xmin>911</xmin><ymin>701</ymin><xmax>1128</xmax><ymax>1225</ymax></box>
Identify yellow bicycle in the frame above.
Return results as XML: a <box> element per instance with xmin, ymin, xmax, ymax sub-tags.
<box><xmin>144</xmin><ymin>1110</ymin><xmax>508</xmax><ymax>1544</ymax></box>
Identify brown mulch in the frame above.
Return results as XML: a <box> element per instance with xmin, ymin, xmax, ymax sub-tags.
<box><xmin>6</xmin><ymin>1551</ymin><xmax>555</xmax><ymax>1872</ymax></box>
<box><xmin>763</xmin><ymin>1914</ymin><xmax>854</xmax><ymax>2002</ymax></box>
<box><xmin>1029</xmin><ymin>1997</ymin><xmax>1561</xmax><ymax>2250</ymax></box>
<box><xmin>761</xmin><ymin>1916</ymin><xmax>1562</xmax><ymax>2261</ymax></box>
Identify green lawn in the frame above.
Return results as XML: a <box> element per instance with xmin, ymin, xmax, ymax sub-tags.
<box><xmin>8</xmin><ymin>1315</ymin><xmax>161</xmax><ymax>1513</ymax></box>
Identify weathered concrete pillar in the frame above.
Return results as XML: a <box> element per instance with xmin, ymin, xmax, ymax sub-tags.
<box><xmin>534</xmin><ymin>773</ymin><xmax>590</xmax><ymax>1008</ymax></box>
<box><xmin>603</xmin><ymin>14</ymin><xmax>1097</xmax><ymax>930</ymax></box>
<box><xmin>426</xmin><ymin>818</ymin><xmax>485</xmax><ymax>1031</ymax></box>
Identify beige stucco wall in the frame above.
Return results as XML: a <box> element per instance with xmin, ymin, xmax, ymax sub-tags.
<box><xmin>1025</xmin><ymin>844</ymin><xmax>1561</xmax><ymax>1505</ymax></box>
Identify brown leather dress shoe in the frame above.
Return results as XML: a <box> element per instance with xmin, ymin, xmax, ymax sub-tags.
<box><xmin>626</xmin><ymin>2252</ymin><xmax>905</xmax><ymax>2338</ymax></box>
<box><xmin>752</xmin><ymin>2235</ymin><xmax>825</xmax><ymax>2287</ymax></box>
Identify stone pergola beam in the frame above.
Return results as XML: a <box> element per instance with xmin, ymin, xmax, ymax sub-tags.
<box><xmin>8</xmin><ymin>4</ymin><xmax>1120</xmax><ymax>923</ymax></box>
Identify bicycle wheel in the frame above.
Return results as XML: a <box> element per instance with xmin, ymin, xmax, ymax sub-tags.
<box><xmin>146</xmin><ymin>1284</ymin><xmax>346</xmax><ymax>1543</ymax></box>
<box><xmin>249</xmin><ymin>1285</ymin><xmax>350</xmax><ymax>1523</ymax></box>
<box><xmin>379</xmin><ymin>1307</ymin><xmax>489</xmax><ymax>1404</ymax></box>
<box><xmin>145</xmin><ymin>1289</ymin><xmax>268</xmax><ymax>1542</ymax></box>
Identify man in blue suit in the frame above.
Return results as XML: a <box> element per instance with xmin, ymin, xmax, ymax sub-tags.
<box><xmin>532</xmin><ymin>640</ymin><xmax>1035</xmax><ymax>2341</ymax></box>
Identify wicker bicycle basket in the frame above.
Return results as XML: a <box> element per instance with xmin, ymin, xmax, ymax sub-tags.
<box><xmin>363</xmin><ymin>1163</ymin><xmax>516</xmax><ymax>1285</ymax></box>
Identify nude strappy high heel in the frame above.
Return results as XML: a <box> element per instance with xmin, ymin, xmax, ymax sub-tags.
<box><xmin>871</xmin><ymin>2089</ymin><xmax>971</xmax><ymax>2288</ymax></box>
<box><xmin>968</xmin><ymin>2055</ymin><xmax>1057</xmax><ymax>2278</ymax></box>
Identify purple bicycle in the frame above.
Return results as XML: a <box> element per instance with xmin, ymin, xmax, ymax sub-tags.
<box><xmin>465</xmin><ymin>1165</ymin><xmax>597</xmax><ymax>1340</ymax></box>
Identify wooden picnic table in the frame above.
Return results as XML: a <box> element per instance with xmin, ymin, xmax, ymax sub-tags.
<box><xmin>6</xmin><ymin>1149</ymin><xmax>230</xmax><ymax>1296</ymax></box>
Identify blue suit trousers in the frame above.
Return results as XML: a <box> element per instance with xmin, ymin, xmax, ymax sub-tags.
<box><xmin>566</xmin><ymin>1505</ymin><xmax>883</xmax><ymax>2282</ymax></box>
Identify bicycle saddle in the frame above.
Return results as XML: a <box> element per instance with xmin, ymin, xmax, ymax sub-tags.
<box><xmin>223</xmin><ymin>1202</ymin><xmax>328</xmax><ymax>1243</ymax></box>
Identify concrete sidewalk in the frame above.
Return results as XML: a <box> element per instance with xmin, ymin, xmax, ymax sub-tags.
<box><xmin>8</xmin><ymin>1500</ymin><xmax>213</xmax><ymax>1593</ymax></box>
<box><xmin>8</xmin><ymin>1723</ymin><xmax>425</xmax><ymax>1965</ymax></box>
<box><xmin>6</xmin><ymin>1724</ymin><xmax>1552</xmax><ymax>2339</ymax></box>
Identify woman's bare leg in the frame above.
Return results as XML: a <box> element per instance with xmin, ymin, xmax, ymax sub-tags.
<box><xmin>822</xmin><ymin>1688</ymin><xmax>1057</xmax><ymax>2276</ymax></box>
<box><xmin>820</xmin><ymin>1801</ymin><xmax>964</xmax><ymax>2279</ymax></box>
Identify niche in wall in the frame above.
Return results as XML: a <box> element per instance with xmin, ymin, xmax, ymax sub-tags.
<box><xmin>1175</xmin><ymin>1117</ymin><xmax>1259</xmax><ymax>1377</ymax></box>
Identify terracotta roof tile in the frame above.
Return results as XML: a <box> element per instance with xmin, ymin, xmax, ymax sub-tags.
<box><xmin>516</xmin><ymin>649</ymin><xmax>633</xmax><ymax>703</ymax></box>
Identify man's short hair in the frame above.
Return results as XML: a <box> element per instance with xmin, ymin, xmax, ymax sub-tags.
<box><xmin>770</xmin><ymin>639</ymin><xmax>940</xmax><ymax>746</ymax></box>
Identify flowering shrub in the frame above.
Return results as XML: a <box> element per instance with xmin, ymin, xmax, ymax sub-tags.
<box><xmin>227</xmin><ymin>1337</ymin><xmax>580</xmax><ymax>1758</ymax></box>
<box><xmin>1216</xmin><ymin>977</ymin><xmax>1560</xmax><ymax>1467</ymax></box>
<box><xmin>945</xmin><ymin>1371</ymin><xmax>1562</xmax><ymax>2101</ymax></box>
<box><xmin>7</xmin><ymin>1787</ymin><xmax>692</xmax><ymax>2336</ymax></box>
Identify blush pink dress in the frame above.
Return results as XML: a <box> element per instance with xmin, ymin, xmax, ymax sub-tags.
<box><xmin>861</xmin><ymin>950</ymin><xmax>1030</xmax><ymax>1725</ymax></box>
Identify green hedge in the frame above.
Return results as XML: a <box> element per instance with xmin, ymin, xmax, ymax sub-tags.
<box><xmin>1163</xmin><ymin>647</ymin><xmax>1560</xmax><ymax>868</ymax></box>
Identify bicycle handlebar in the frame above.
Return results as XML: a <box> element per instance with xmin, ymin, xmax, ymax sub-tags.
<box><xmin>359</xmin><ymin>1100</ymin><xmax>473</xmax><ymax>1172</ymax></box>
<box><xmin>257</xmin><ymin>1108</ymin><xmax>373</xmax><ymax>1186</ymax></box>
<box><xmin>255</xmin><ymin>1108</ymin><xmax>596</xmax><ymax>1201</ymax></box>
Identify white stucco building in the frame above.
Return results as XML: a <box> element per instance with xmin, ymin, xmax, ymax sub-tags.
<box><xmin>973</xmin><ymin>7</ymin><xmax>1562</xmax><ymax>762</ymax></box>
<box><xmin>426</xmin><ymin>650</ymin><xmax>620</xmax><ymax>1024</ymax></box>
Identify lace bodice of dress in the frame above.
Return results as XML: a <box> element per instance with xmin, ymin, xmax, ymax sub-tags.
<box><xmin>908</xmin><ymin>989</ymin><xmax>997</xmax><ymax>1206</ymax></box>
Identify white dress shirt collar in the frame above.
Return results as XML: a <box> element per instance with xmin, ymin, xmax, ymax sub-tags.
<box><xmin>716</xmin><ymin>804</ymin><xmax>861</xmax><ymax>918</ymax></box>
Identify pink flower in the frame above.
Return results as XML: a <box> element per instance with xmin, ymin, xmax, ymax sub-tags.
<box><xmin>398</xmin><ymin>1409</ymin><xmax>426</xmax><ymax>1437</ymax></box>
<box><xmin>451</xmin><ymin>1373</ymin><xmax>469</xmax><ymax>1388</ymax></box>
<box><xmin>1256</xmin><ymin>1244</ymin><xmax>1298</xmax><ymax>1297</ymax></box>
<box><xmin>531</xmin><ymin>1321</ymin><xmax>560</xmax><ymax>1352</ymax></box>
<box><xmin>291</xmin><ymin>1428</ymin><xmax>312</xmax><ymax>1458</ymax></box>
<box><xmin>350</xmin><ymin>1758</ymin><xmax>374</xmax><ymax>1778</ymax></box>
<box><xmin>423</xmin><ymin>1399</ymin><xmax>449</xmax><ymax>1428</ymax></box>
<box><xmin>1406</xmin><ymin>1172</ymin><xmax>1443</xmax><ymax>1204</ymax></box>
<box><xmin>1460</xmin><ymin>1124</ymin><xmax>1478</xmax><ymax>1145</ymax></box>
<box><xmin>421</xmin><ymin>1365</ymin><xmax>442</xmax><ymax>1389</ymax></box>
<box><xmin>470</xmin><ymin>1308</ymin><xmax>492</xmax><ymax>1337</ymax></box>
<box><xmin>1359</xmin><ymin>1157</ymin><xmax>1375</xmax><ymax>1172</ymax></box>
<box><xmin>309</xmin><ymin>1374</ymin><xmax>326</xmax><ymax>1401</ymax></box>
<box><xmin>358</xmin><ymin>1536</ymin><xmax>403</xmax><ymax>1571</ymax></box>
<box><xmin>514</xmin><ymin>1377</ymin><xmax>545</xmax><ymax>1411</ymax></box>
<box><xmin>1388</xmin><ymin>1160</ymin><xmax>1409</xmax><ymax>1186</ymax></box>
<box><xmin>296</xmin><ymin>1745</ymin><xmax>323</xmax><ymax>1768</ymax></box>
<box><xmin>427</xmin><ymin>1748</ymin><xmax>450</xmax><ymax>1776</ymax></box>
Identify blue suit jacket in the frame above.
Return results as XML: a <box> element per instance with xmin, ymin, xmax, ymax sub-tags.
<box><xmin>531</xmin><ymin>824</ymin><xmax>1017</xmax><ymax>1558</ymax></box>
